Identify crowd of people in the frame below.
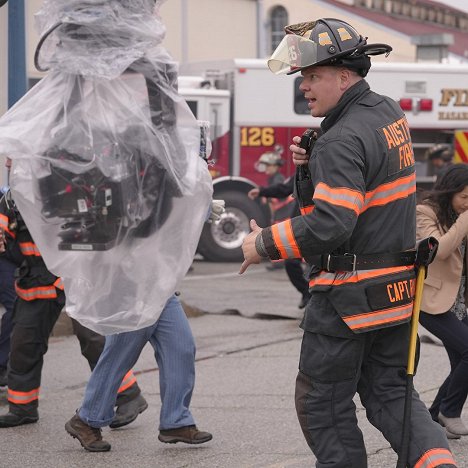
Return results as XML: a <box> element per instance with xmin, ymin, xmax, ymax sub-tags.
<box><xmin>0</xmin><ymin>4</ymin><xmax>464</xmax><ymax>468</ymax></box>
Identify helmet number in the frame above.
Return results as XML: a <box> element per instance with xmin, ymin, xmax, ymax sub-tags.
<box><xmin>288</xmin><ymin>45</ymin><xmax>298</xmax><ymax>63</ymax></box>
<box><xmin>240</xmin><ymin>127</ymin><xmax>275</xmax><ymax>147</ymax></box>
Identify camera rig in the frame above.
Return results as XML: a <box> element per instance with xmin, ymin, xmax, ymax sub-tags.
<box><xmin>37</xmin><ymin>57</ymin><xmax>183</xmax><ymax>251</ymax></box>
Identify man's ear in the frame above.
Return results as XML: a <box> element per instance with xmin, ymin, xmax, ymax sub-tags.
<box><xmin>340</xmin><ymin>68</ymin><xmax>359</xmax><ymax>91</ymax></box>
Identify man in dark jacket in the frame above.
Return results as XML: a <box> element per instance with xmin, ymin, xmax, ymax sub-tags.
<box><xmin>241</xmin><ymin>18</ymin><xmax>456</xmax><ymax>468</ymax></box>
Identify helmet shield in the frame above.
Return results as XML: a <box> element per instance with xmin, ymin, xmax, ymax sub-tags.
<box><xmin>268</xmin><ymin>34</ymin><xmax>318</xmax><ymax>75</ymax></box>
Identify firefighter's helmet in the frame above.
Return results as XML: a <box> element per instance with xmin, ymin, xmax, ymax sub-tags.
<box><xmin>425</xmin><ymin>144</ymin><xmax>453</xmax><ymax>163</ymax></box>
<box><xmin>254</xmin><ymin>152</ymin><xmax>284</xmax><ymax>173</ymax></box>
<box><xmin>268</xmin><ymin>18</ymin><xmax>392</xmax><ymax>76</ymax></box>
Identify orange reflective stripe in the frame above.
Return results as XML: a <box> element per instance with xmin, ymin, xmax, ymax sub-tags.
<box><xmin>54</xmin><ymin>278</ymin><xmax>64</xmax><ymax>290</ymax></box>
<box><xmin>362</xmin><ymin>173</ymin><xmax>415</xmax><ymax>212</ymax></box>
<box><xmin>0</xmin><ymin>214</ymin><xmax>7</xmax><ymax>230</ymax></box>
<box><xmin>0</xmin><ymin>213</ymin><xmax>16</xmax><ymax>239</ymax></box>
<box><xmin>8</xmin><ymin>387</ymin><xmax>40</xmax><ymax>405</ymax></box>
<box><xmin>414</xmin><ymin>448</ymin><xmax>457</xmax><ymax>468</ymax></box>
<box><xmin>309</xmin><ymin>266</ymin><xmax>413</xmax><ymax>287</ymax></box>
<box><xmin>271</xmin><ymin>220</ymin><xmax>301</xmax><ymax>259</ymax></box>
<box><xmin>15</xmin><ymin>284</ymin><xmax>58</xmax><ymax>301</ymax></box>
<box><xmin>118</xmin><ymin>370</ymin><xmax>137</xmax><ymax>394</ymax></box>
<box><xmin>300</xmin><ymin>206</ymin><xmax>314</xmax><ymax>215</ymax></box>
<box><xmin>343</xmin><ymin>302</ymin><xmax>413</xmax><ymax>331</ymax></box>
<box><xmin>314</xmin><ymin>182</ymin><xmax>364</xmax><ymax>215</ymax></box>
<box><xmin>19</xmin><ymin>241</ymin><xmax>41</xmax><ymax>257</ymax></box>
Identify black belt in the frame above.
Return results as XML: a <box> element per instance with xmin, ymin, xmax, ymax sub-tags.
<box><xmin>305</xmin><ymin>251</ymin><xmax>416</xmax><ymax>272</ymax></box>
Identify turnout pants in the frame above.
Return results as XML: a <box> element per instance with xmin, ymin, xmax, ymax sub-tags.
<box><xmin>295</xmin><ymin>292</ymin><xmax>456</xmax><ymax>468</ymax></box>
<box><xmin>7</xmin><ymin>291</ymin><xmax>140</xmax><ymax>414</ymax></box>
<box><xmin>0</xmin><ymin>257</ymin><xmax>18</xmax><ymax>371</ymax></box>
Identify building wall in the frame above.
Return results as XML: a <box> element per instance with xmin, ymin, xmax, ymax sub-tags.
<box><xmin>160</xmin><ymin>0</ymin><xmax>258</xmax><ymax>63</ymax></box>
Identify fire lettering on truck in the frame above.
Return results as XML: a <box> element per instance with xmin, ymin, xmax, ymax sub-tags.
<box><xmin>240</xmin><ymin>127</ymin><xmax>275</xmax><ymax>147</ymax></box>
<box><xmin>439</xmin><ymin>89</ymin><xmax>468</xmax><ymax>107</ymax></box>
<box><xmin>377</xmin><ymin>117</ymin><xmax>414</xmax><ymax>175</ymax></box>
<box><xmin>439</xmin><ymin>89</ymin><xmax>468</xmax><ymax>120</ymax></box>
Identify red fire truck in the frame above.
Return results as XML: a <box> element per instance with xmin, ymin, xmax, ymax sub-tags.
<box><xmin>180</xmin><ymin>59</ymin><xmax>468</xmax><ymax>262</ymax></box>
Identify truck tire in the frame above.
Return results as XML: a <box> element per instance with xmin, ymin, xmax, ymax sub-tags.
<box><xmin>197</xmin><ymin>190</ymin><xmax>267</xmax><ymax>262</ymax></box>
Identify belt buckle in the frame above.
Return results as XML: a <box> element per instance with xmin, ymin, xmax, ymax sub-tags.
<box><xmin>344</xmin><ymin>253</ymin><xmax>357</xmax><ymax>271</ymax></box>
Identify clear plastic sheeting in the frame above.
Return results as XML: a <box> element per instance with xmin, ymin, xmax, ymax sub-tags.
<box><xmin>34</xmin><ymin>0</ymin><xmax>166</xmax><ymax>79</ymax></box>
<box><xmin>0</xmin><ymin>0</ymin><xmax>213</xmax><ymax>334</ymax></box>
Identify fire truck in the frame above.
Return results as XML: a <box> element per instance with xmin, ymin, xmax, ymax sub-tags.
<box><xmin>180</xmin><ymin>59</ymin><xmax>468</xmax><ymax>262</ymax></box>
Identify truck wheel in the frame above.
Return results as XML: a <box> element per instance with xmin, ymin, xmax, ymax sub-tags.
<box><xmin>198</xmin><ymin>191</ymin><xmax>266</xmax><ymax>262</ymax></box>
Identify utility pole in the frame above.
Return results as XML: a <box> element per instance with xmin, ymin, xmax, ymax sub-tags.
<box><xmin>8</xmin><ymin>0</ymin><xmax>27</xmax><ymax>108</ymax></box>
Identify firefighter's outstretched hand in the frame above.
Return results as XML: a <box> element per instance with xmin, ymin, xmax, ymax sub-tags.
<box><xmin>239</xmin><ymin>219</ymin><xmax>263</xmax><ymax>274</ymax></box>
<box><xmin>290</xmin><ymin>135</ymin><xmax>309</xmax><ymax>166</ymax></box>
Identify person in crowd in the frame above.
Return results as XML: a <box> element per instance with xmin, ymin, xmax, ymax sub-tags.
<box><xmin>0</xmin><ymin>171</ymin><xmax>147</xmax><ymax>428</ymax></box>
<box><xmin>65</xmin><ymin>293</ymin><xmax>212</xmax><ymax>452</ymax></box>
<box><xmin>417</xmin><ymin>164</ymin><xmax>468</xmax><ymax>440</ymax></box>
<box><xmin>426</xmin><ymin>144</ymin><xmax>454</xmax><ymax>178</ymax></box>
<box><xmin>240</xmin><ymin>17</ymin><xmax>456</xmax><ymax>467</ymax></box>
<box><xmin>251</xmin><ymin>150</ymin><xmax>286</xmax><ymax>271</ymax></box>
<box><xmin>248</xmin><ymin>177</ymin><xmax>311</xmax><ymax>308</ymax></box>
<box><xmin>255</xmin><ymin>149</ymin><xmax>285</xmax><ymax>188</ymax></box>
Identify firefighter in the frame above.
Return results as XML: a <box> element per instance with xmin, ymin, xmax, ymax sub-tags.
<box><xmin>426</xmin><ymin>143</ymin><xmax>454</xmax><ymax>178</ymax></box>
<box><xmin>0</xmin><ymin>171</ymin><xmax>147</xmax><ymax>428</ymax></box>
<box><xmin>241</xmin><ymin>18</ymin><xmax>457</xmax><ymax>468</ymax></box>
<box><xmin>248</xmin><ymin>177</ymin><xmax>311</xmax><ymax>308</ymax></box>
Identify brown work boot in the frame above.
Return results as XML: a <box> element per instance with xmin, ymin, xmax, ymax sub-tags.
<box><xmin>65</xmin><ymin>413</ymin><xmax>111</xmax><ymax>452</ymax></box>
<box><xmin>158</xmin><ymin>425</ymin><xmax>212</xmax><ymax>444</ymax></box>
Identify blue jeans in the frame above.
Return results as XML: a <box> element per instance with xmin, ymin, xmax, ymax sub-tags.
<box><xmin>0</xmin><ymin>257</ymin><xmax>18</xmax><ymax>370</ymax></box>
<box><xmin>79</xmin><ymin>295</ymin><xmax>196</xmax><ymax>430</ymax></box>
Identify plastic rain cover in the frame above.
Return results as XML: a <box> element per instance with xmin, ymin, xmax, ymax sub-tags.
<box><xmin>0</xmin><ymin>0</ymin><xmax>213</xmax><ymax>334</ymax></box>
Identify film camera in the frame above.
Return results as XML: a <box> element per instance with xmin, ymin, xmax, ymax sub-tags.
<box><xmin>39</xmin><ymin>129</ymin><xmax>178</xmax><ymax>251</ymax></box>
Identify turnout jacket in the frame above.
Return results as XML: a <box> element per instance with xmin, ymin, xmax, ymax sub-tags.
<box><xmin>0</xmin><ymin>192</ymin><xmax>63</xmax><ymax>301</ymax></box>
<box><xmin>262</xmin><ymin>80</ymin><xmax>417</xmax><ymax>333</ymax></box>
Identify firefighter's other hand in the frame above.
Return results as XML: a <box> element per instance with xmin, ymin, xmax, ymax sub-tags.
<box><xmin>248</xmin><ymin>188</ymin><xmax>260</xmax><ymax>200</ymax></box>
<box><xmin>291</xmin><ymin>135</ymin><xmax>308</xmax><ymax>166</ymax></box>
<box><xmin>208</xmin><ymin>199</ymin><xmax>226</xmax><ymax>223</ymax></box>
<box><xmin>239</xmin><ymin>219</ymin><xmax>262</xmax><ymax>274</ymax></box>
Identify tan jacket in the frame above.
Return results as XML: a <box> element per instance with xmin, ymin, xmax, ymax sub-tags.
<box><xmin>416</xmin><ymin>204</ymin><xmax>468</xmax><ymax>314</ymax></box>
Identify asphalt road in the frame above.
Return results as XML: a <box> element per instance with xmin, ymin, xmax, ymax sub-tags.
<box><xmin>0</xmin><ymin>259</ymin><xmax>466</xmax><ymax>467</ymax></box>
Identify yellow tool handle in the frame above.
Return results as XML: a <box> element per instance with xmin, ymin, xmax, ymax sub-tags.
<box><xmin>407</xmin><ymin>266</ymin><xmax>426</xmax><ymax>376</ymax></box>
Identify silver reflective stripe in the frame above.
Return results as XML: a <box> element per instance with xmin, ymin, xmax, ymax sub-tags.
<box><xmin>365</xmin><ymin>178</ymin><xmax>415</xmax><ymax>206</ymax></box>
<box><xmin>344</xmin><ymin>303</ymin><xmax>412</xmax><ymax>329</ymax></box>
<box><xmin>276</xmin><ymin>223</ymin><xmax>296</xmax><ymax>258</ymax></box>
